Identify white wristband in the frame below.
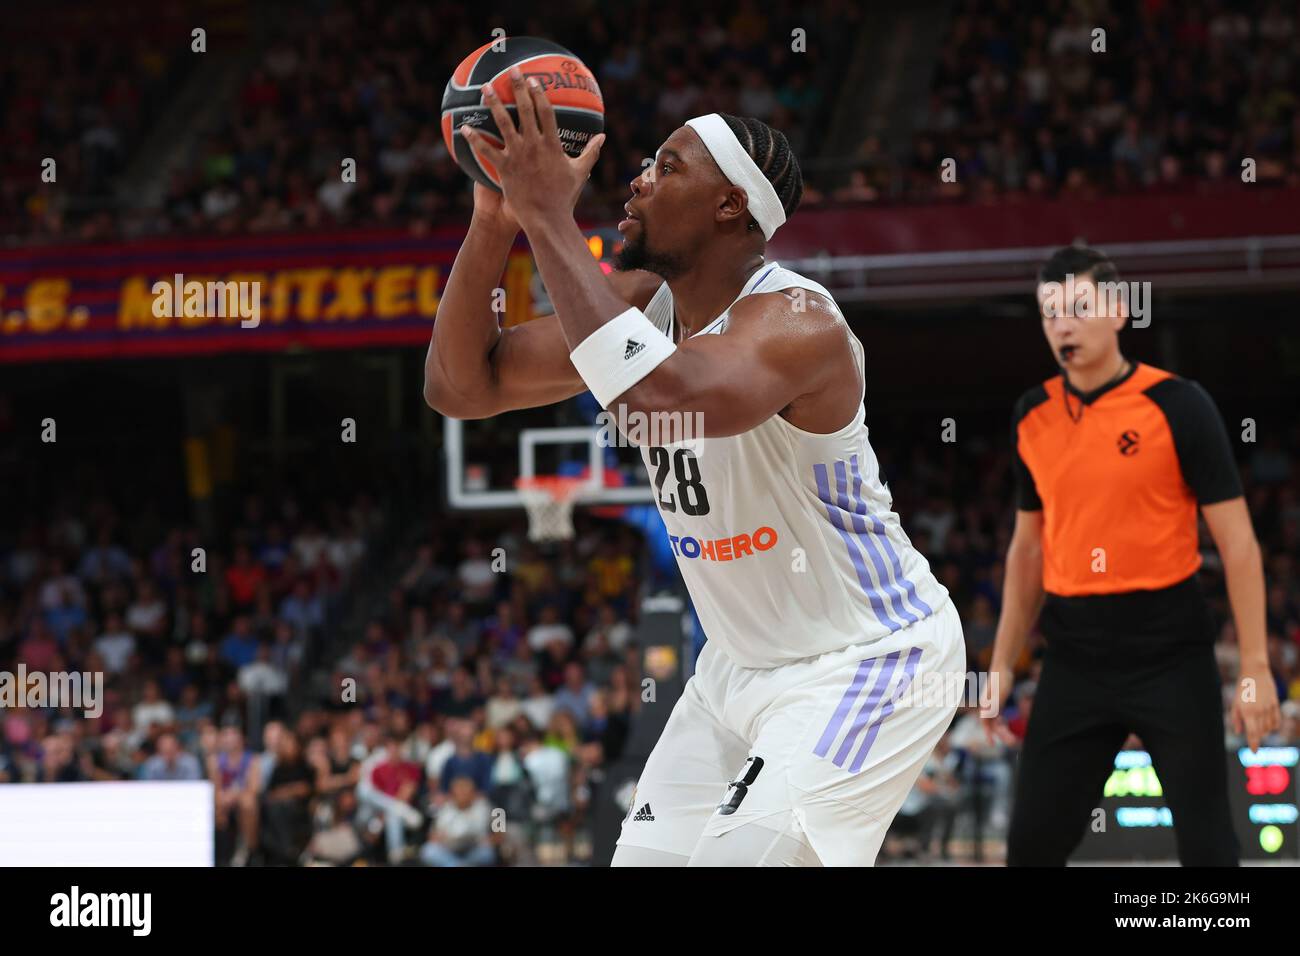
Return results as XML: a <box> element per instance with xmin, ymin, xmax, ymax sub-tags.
<box><xmin>569</xmin><ymin>307</ymin><xmax>676</xmax><ymax>408</ymax></box>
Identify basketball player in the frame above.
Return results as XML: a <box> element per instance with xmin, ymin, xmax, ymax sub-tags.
<box><xmin>983</xmin><ymin>246</ymin><xmax>1281</xmax><ymax>865</ymax></box>
<box><xmin>427</xmin><ymin>67</ymin><xmax>964</xmax><ymax>865</ymax></box>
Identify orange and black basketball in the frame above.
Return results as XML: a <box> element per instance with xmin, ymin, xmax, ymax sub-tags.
<box><xmin>441</xmin><ymin>36</ymin><xmax>604</xmax><ymax>191</ymax></box>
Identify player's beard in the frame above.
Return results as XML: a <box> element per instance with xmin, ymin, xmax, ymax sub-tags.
<box><xmin>615</xmin><ymin>220</ymin><xmax>688</xmax><ymax>280</ymax></box>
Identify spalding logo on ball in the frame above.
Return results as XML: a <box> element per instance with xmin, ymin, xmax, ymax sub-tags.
<box><xmin>441</xmin><ymin>37</ymin><xmax>604</xmax><ymax>191</ymax></box>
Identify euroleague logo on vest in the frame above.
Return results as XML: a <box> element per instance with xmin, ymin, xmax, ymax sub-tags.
<box><xmin>668</xmin><ymin>526</ymin><xmax>778</xmax><ymax>562</ymax></box>
<box><xmin>1117</xmin><ymin>429</ymin><xmax>1140</xmax><ymax>456</ymax></box>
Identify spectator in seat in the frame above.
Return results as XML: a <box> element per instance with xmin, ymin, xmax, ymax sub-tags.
<box><xmin>79</xmin><ymin>526</ymin><xmax>132</xmax><ymax>585</ymax></box>
<box><xmin>519</xmin><ymin>726</ymin><xmax>571</xmax><ymax>825</ymax></box>
<box><xmin>438</xmin><ymin>666</ymin><xmax>484</xmax><ymax>719</ymax></box>
<box><xmin>544</xmin><ymin>709</ymin><xmax>582</xmax><ymax>755</ymax></box>
<box><xmin>327</xmin><ymin>518</ymin><xmax>366</xmax><ymax>580</ymax></box>
<box><xmin>528</xmin><ymin>604</ymin><xmax>575</xmax><ymax>654</ymax></box>
<box><xmin>257</xmin><ymin>523</ymin><xmax>291</xmax><ymax>572</ymax></box>
<box><xmin>174</xmin><ymin>685</ymin><xmax>213</xmax><ymax>749</ymax></box>
<box><xmin>94</xmin><ymin>609</ymin><xmax>137</xmax><ymax>675</ymax></box>
<box><xmin>482</xmin><ymin>600</ymin><xmax>523</xmax><ymax>659</ymax></box>
<box><xmin>434</xmin><ymin>600</ymin><xmax>479</xmax><ymax>658</ymax></box>
<box><xmin>357</xmin><ymin>731</ymin><xmax>425</xmax><ymax>864</ymax></box>
<box><xmin>225</xmin><ymin>544</ymin><xmax>267</xmax><ymax>610</ymax></box>
<box><xmin>398</xmin><ymin>543</ymin><xmax>447</xmax><ymax>605</ymax></box>
<box><xmin>587</xmin><ymin>539</ymin><xmax>635</xmax><ymax>615</ymax></box>
<box><xmin>292</xmin><ymin>522</ymin><xmax>329</xmax><ymax>569</ymax></box>
<box><xmin>552</xmin><ymin>660</ymin><xmax>595</xmax><ymax>726</ymax></box>
<box><xmin>132</xmin><ymin>679</ymin><xmax>175</xmax><ymax>744</ymax></box>
<box><xmin>209</xmin><ymin>725</ymin><xmax>258</xmax><ymax>865</ymax></box>
<box><xmin>37</xmin><ymin>733</ymin><xmax>85</xmax><ymax>783</ymax></box>
<box><xmin>17</xmin><ymin>619</ymin><xmax>60</xmax><ymax>672</ymax></box>
<box><xmin>584</xmin><ymin>689</ymin><xmax>629</xmax><ymax>765</ymax></box>
<box><xmin>157</xmin><ymin>646</ymin><xmax>190</xmax><ymax>702</ymax></box>
<box><xmin>420</xmin><ymin>775</ymin><xmax>497</xmax><ymax>867</ymax></box>
<box><xmin>43</xmin><ymin>580</ymin><xmax>87</xmax><ymax>644</ymax></box>
<box><xmin>140</xmin><ymin>732</ymin><xmax>201</xmax><ymax>781</ymax></box>
<box><xmin>87</xmin><ymin>730</ymin><xmax>136</xmax><ymax>781</ymax></box>
<box><xmin>437</xmin><ymin>718</ymin><xmax>493</xmax><ymax>796</ymax></box>
<box><xmin>521</xmin><ymin>674</ymin><xmax>556</xmax><ymax>730</ymax></box>
<box><xmin>486</xmin><ymin>675</ymin><xmax>524</xmax><ymax>730</ymax></box>
<box><xmin>306</xmin><ymin>789</ymin><xmax>367</xmax><ymax>866</ymax></box>
<box><xmin>586</xmin><ymin>603</ymin><xmax>633</xmax><ymax>655</ymax></box>
<box><xmin>259</xmin><ymin>730</ymin><xmax>315</xmax><ymax>865</ymax></box>
<box><xmin>487</xmin><ymin>725</ymin><xmax>531</xmax><ymax>818</ymax></box>
<box><xmin>278</xmin><ymin>578</ymin><xmax>324</xmax><ymax>637</ymax></box>
<box><xmin>126</xmin><ymin>578</ymin><xmax>168</xmax><ymax>641</ymax></box>
<box><xmin>311</xmin><ymin>724</ymin><xmax>361</xmax><ymax>801</ymax></box>
<box><xmin>457</xmin><ymin>538</ymin><xmax>497</xmax><ymax>613</ymax></box>
<box><xmin>219</xmin><ymin>615</ymin><xmax>261</xmax><ymax>670</ymax></box>
<box><xmin>237</xmin><ymin>643</ymin><xmax>289</xmax><ymax>723</ymax></box>
<box><xmin>501</xmin><ymin>633</ymin><xmax>539</xmax><ymax>689</ymax></box>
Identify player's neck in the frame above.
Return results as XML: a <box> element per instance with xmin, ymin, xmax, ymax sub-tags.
<box><xmin>1065</xmin><ymin>349</ymin><xmax>1130</xmax><ymax>395</ymax></box>
<box><xmin>667</xmin><ymin>252</ymin><xmax>768</xmax><ymax>339</ymax></box>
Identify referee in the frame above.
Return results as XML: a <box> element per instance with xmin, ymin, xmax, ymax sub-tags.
<box><xmin>983</xmin><ymin>245</ymin><xmax>1281</xmax><ymax>866</ymax></box>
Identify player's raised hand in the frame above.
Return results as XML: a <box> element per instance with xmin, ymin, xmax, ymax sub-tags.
<box><xmin>459</xmin><ymin>66</ymin><xmax>605</xmax><ymax>230</ymax></box>
<box><xmin>980</xmin><ymin>661</ymin><xmax>1018</xmax><ymax>746</ymax></box>
<box><xmin>471</xmin><ymin>181</ymin><xmax>521</xmax><ymax>233</ymax></box>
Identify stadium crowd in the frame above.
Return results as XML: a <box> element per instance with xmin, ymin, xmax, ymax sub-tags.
<box><xmin>849</xmin><ymin>0</ymin><xmax>1300</xmax><ymax>204</ymax></box>
<box><xmin>0</xmin><ymin>476</ymin><xmax>655</xmax><ymax>865</ymax></box>
<box><xmin>4</xmin><ymin>0</ymin><xmax>850</xmax><ymax>243</ymax></box>
<box><xmin>0</xmin><ymin>2</ymin><xmax>217</xmax><ymax>243</ymax></box>
<box><xmin>9</xmin><ymin>0</ymin><xmax>1299</xmax><ymax>242</ymax></box>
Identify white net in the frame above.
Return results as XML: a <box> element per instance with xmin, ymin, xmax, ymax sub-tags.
<box><xmin>516</xmin><ymin>477</ymin><xmax>585</xmax><ymax>542</ymax></box>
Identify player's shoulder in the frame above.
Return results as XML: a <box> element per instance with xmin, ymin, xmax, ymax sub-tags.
<box><xmin>721</xmin><ymin>289</ymin><xmax>857</xmax><ymax>407</ymax></box>
<box><xmin>1136</xmin><ymin>365</ymin><xmax>1219</xmax><ymax>420</ymax></box>
<box><xmin>1013</xmin><ymin>380</ymin><xmax>1053</xmax><ymax>425</ymax></box>
<box><xmin>726</xmin><ymin>290</ymin><xmax>854</xmax><ymax>384</ymax></box>
<box><xmin>606</xmin><ymin>268</ymin><xmax>665</xmax><ymax>311</ymax></box>
<box><xmin>728</xmin><ymin>284</ymin><xmax>844</xmax><ymax>335</ymax></box>
<box><xmin>1133</xmin><ymin>362</ymin><xmax>1195</xmax><ymax>396</ymax></box>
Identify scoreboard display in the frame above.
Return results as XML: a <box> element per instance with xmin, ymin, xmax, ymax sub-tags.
<box><xmin>1072</xmin><ymin>747</ymin><xmax>1300</xmax><ymax>862</ymax></box>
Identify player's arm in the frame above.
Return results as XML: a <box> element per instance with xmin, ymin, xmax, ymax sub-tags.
<box><xmin>1202</xmin><ymin>498</ymin><xmax>1268</xmax><ymax>668</ymax></box>
<box><xmin>989</xmin><ymin>509</ymin><xmax>1045</xmax><ymax>675</ymax></box>
<box><xmin>422</xmin><ymin>185</ymin><xmax>660</xmax><ymax>418</ymax></box>
<box><xmin>519</xmin><ymin>212</ymin><xmax>854</xmax><ymax>435</ymax></box>
<box><xmin>611</xmin><ymin>291</ymin><xmax>855</xmax><ymax>437</ymax></box>
<box><xmin>1203</xmin><ymin>497</ymin><xmax>1279</xmax><ymax>749</ymax></box>
<box><xmin>983</xmin><ymin>509</ymin><xmax>1044</xmax><ymax>741</ymax></box>
<box><xmin>1155</xmin><ymin>377</ymin><xmax>1279</xmax><ymax>749</ymax></box>
<box><xmin>983</xmin><ymin>401</ymin><xmax>1046</xmax><ymax>740</ymax></box>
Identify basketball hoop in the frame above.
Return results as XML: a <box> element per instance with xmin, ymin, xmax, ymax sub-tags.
<box><xmin>515</xmin><ymin>475</ymin><xmax>587</xmax><ymax>542</ymax></box>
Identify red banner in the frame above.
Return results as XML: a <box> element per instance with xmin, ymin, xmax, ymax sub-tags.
<box><xmin>768</xmin><ymin>187</ymin><xmax>1300</xmax><ymax>258</ymax></box>
<box><xmin>0</xmin><ymin>226</ymin><xmax>537</xmax><ymax>364</ymax></box>
<box><xmin>5</xmin><ymin>186</ymin><xmax>1297</xmax><ymax>363</ymax></box>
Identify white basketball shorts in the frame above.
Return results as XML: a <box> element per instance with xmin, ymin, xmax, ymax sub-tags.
<box><xmin>614</xmin><ymin>596</ymin><xmax>965</xmax><ymax>866</ymax></box>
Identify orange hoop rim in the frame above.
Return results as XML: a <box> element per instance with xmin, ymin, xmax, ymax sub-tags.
<box><xmin>514</xmin><ymin>475</ymin><xmax>589</xmax><ymax>501</ymax></box>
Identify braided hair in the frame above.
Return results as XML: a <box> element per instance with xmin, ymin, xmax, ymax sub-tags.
<box><xmin>717</xmin><ymin>113</ymin><xmax>804</xmax><ymax>231</ymax></box>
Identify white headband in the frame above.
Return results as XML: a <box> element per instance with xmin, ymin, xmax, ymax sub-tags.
<box><xmin>684</xmin><ymin>113</ymin><xmax>786</xmax><ymax>240</ymax></box>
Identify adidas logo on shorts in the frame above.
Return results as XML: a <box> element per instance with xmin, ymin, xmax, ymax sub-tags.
<box><xmin>624</xmin><ymin>338</ymin><xmax>645</xmax><ymax>360</ymax></box>
<box><xmin>632</xmin><ymin>802</ymin><xmax>655</xmax><ymax>822</ymax></box>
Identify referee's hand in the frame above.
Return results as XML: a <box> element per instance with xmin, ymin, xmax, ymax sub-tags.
<box><xmin>980</xmin><ymin>663</ymin><xmax>1018</xmax><ymax>746</ymax></box>
<box><xmin>1232</xmin><ymin>665</ymin><xmax>1282</xmax><ymax>752</ymax></box>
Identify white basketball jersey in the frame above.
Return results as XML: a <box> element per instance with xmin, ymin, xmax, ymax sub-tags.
<box><xmin>635</xmin><ymin>262</ymin><xmax>949</xmax><ymax>668</ymax></box>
